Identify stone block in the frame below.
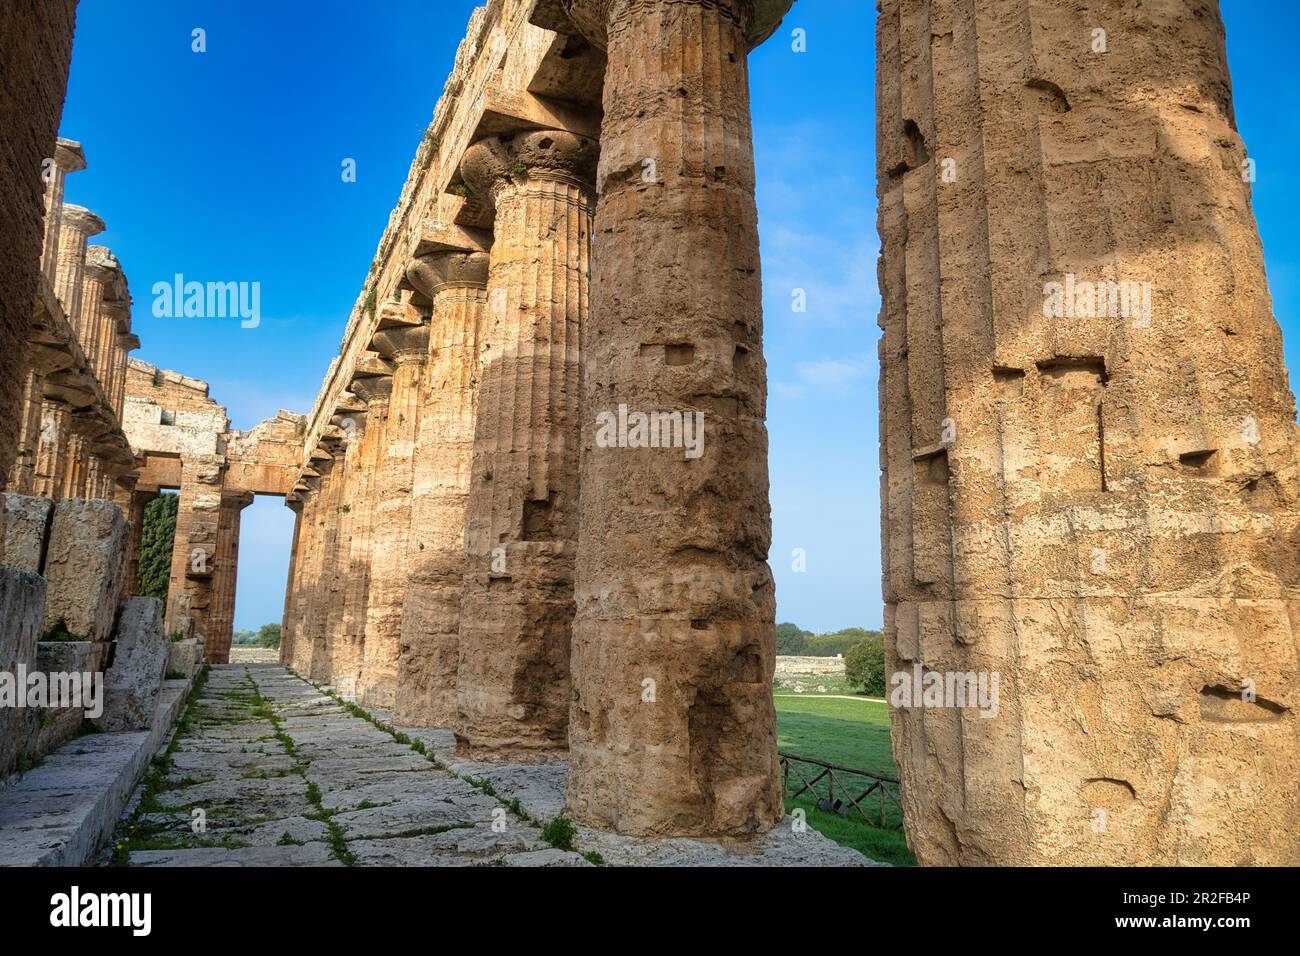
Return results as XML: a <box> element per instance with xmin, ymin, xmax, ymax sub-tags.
<box><xmin>30</xmin><ymin>641</ymin><xmax>94</xmax><ymax>755</ymax></box>
<box><xmin>41</xmin><ymin>499</ymin><xmax>128</xmax><ymax>651</ymax></box>
<box><xmin>0</xmin><ymin>567</ymin><xmax>48</xmax><ymax>778</ymax></box>
<box><xmin>94</xmin><ymin>598</ymin><xmax>168</xmax><ymax>732</ymax></box>
<box><xmin>2</xmin><ymin>494</ymin><xmax>53</xmax><ymax>574</ymax></box>
<box><xmin>167</xmin><ymin>638</ymin><xmax>203</xmax><ymax>679</ymax></box>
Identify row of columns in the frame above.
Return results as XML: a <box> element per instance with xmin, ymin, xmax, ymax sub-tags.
<box><xmin>6</xmin><ymin>137</ymin><xmax>140</xmax><ymax>506</ymax></box>
<box><xmin>281</xmin><ymin>0</ymin><xmax>791</xmax><ymax>837</ymax></box>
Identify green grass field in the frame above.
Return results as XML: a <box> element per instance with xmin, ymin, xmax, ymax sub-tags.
<box><xmin>774</xmin><ymin>694</ymin><xmax>916</xmax><ymax>866</ymax></box>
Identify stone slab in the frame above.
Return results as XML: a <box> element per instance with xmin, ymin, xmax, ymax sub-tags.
<box><xmin>2</xmin><ymin>494</ymin><xmax>53</xmax><ymax>573</ymax></box>
<box><xmin>95</xmin><ymin>597</ymin><xmax>168</xmax><ymax>732</ymax></box>
<box><xmin>41</xmin><ymin>499</ymin><xmax>128</xmax><ymax>649</ymax></box>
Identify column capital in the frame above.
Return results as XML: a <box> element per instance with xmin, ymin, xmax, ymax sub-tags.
<box><xmin>406</xmin><ymin>250</ymin><xmax>489</xmax><ymax>298</ymax></box>
<box><xmin>83</xmin><ymin>245</ymin><xmax>122</xmax><ymax>283</ymax></box>
<box><xmin>557</xmin><ymin>0</ymin><xmax>794</xmax><ymax>51</ymax></box>
<box><xmin>53</xmin><ymin>138</ymin><xmax>87</xmax><ymax>174</ymax></box>
<box><xmin>460</xmin><ymin>129</ymin><xmax>597</xmax><ymax>211</ymax></box>
<box><xmin>59</xmin><ymin>204</ymin><xmax>106</xmax><ymax>239</ymax></box>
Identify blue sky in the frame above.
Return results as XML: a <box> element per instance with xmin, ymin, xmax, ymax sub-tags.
<box><xmin>59</xmin><ymin>1</ymin><xmax>1299</xmax><ymax>632</ymax></box>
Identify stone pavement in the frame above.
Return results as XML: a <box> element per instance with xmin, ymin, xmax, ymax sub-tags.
<box><xmin>104</xmin><ymin>663</ymin><xmax>873</xmax><ymax>867</ymax></box>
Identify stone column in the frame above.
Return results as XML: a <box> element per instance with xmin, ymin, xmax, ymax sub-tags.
<box><xmin>7</xmin><ymin>368</ymin><xmax>45</xmax><ymax>494</ymax></box>
<box><xmin>119</xmin><ymin>486</ymin><xmax>156</xmax><ymax>598</ymax></box>
<box><xmin>357</xmin><ymin>319</ymin><xmax>426</xmax><ymax>710</ymax></box>
<box><xmin>79</xmin><ymin>247</ymin><xmax>118</xmax><ymax>383</ymax></box>
<box><xmin>875</xmin><ymin>0</ymin><xmax>1300</xmax><ymax>864</ymax></box>
<box><xmin>39</xmin><ymin>139</ymin><xmax>86</xmax><ymax>287</ymax></box>
<box><xmin>304</xmin><ymin>455</ymin><xmax>343</xmax><ymax>681</ymax></box>
<box><xmin>207</xmin><ymin>490</ymin><xmax>253</xmax><ymax>664</ymax></box>
<box><xmin>53</xmin><ymin>205</ymin><xmax>104</xmax><ymax>336</ymax></box>
<box><xmin>163</xmin><ymin>455</ymin><xmax>225</xmax><ymax>641</ymax></box>
<box><xmin>330</xmin><ymin>392</ymin><xmax>379</xmax><ymax>698</ymax></box>
<box><xmin>279</xmin><ymin>497</ymin><xmax>305</xmax><ymax>667</ymax></box>
<box><xmin>560</xmin><ymin>0</ymin><xmax>791</xmax><ymax>835</ymax></box>
<box><xmin>395</xmin><ymin>251</ymin><xmax>488</xmax><ymax>726</ymax></box>
<box><xmin>33</xmin><ymin>397</ymin><xmax>72</xmax><ymax>499</ymax></box>
<box><xmin>451</xmin><ymin>131</ymin><xmax>595</xmax><ymax>758</ymax></box>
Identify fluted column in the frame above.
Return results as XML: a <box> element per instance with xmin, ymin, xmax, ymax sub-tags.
<box><xmin>395</xmin><ymin>251</ymin><xmax>489</xmax><ymax>726</ymax></box>
<box><xmin>306</xmin><ymin>456</ymin><xmax>345</xmax><ymax>681</ymax></box>
<box><xmin>7</xmin><ymin>368</ymin><xmax>45</xmax><ymax>494</ymax></box>
<box><xmin>451</xmin><ymin>130</ymin><xmax>595</xmax><ymax>758</ymax></box>
<box><xmin>33</xmin><ymin>398</ymin><xmax>72</xmax><ymax>499</ymax></box>
<box><xmin>355</xmin><ymin>343</ymin><xmax>416</xmax><ymax>709</ymax></box>
<box><xmin>207</xmin><ymin>491</ymin><xmax>254</xmax><ymax>664</ymax></box>
<box><xmin>40</xmin><ymin>139</ymin><xmax>86</xmax><ymax>287</ymax></box>
<box><xmin>53</xmin><ymin>205</ymin><xmax>104</xmax><ymax>335</ymax></box>
<box><xmin>561</xmin><ymin>0</ymin><xmax>791</xmax><ymax>835</ymax></box>
<box><xmin>163</xmin><ymin>455</ymin><xmax>225</xmax><ymax>640</ymax></box>
<box><xmin>874</xmin><ymin>0</ymin><xmax>1300</xmax><ymax>865</ymax></box>
<box><xmin>80</xmin><ymin>247</ymin><xmax>118</xmax><ymax>383</ymax></box>
<box><xmin>279</xmin><ymin>497</ymin><xmax>305</xmax><ymax>667</ymax></box>
<box><xmin>120</xmin><ymin>487</ymin><xmax>157</xmax><ymax>598</ymax></box>
<box><xmin>336</xmin><ymin>383</ymin><xmax>388</xmax><ymax>697</ymax></box>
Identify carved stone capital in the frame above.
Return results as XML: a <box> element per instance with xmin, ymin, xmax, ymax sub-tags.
<box><xmin>460</xmin><ymin>130</ymin><xmax>597</xmax><ymax>211</ymax></box>
<box><xmin>370</xmin><ymin>320</ymin><xmax>430</xmax><ymax>365</ymax></box>
<box><xmin>406</xmin><ymin>251</ymin><xmax>489</xmax><ymax>299</ymax></box>
<box><xmin>53</xmin><ymin>138</ymin><xmax>87</xmax><ymax>174</ymax></box>
<box><xmin>559</xmin><ymin>0</ymin><xmax>794</xmax><ymax>51</ymax></box>
<box><xmin>59</xmin><ymin>204</ymin><xmax>106</xmax><ymax>239</ymax></box>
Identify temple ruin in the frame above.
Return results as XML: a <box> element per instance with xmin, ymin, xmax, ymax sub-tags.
<box><xmin>2</xmin><ymin>0</ymin><xmax>1298</xmax><ymax>865</ymax></box>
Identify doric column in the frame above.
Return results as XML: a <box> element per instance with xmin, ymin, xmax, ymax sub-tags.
<box><xmin>874</xmin><ymin>0</ymin><xmax>1300</xmax><ymax>865</ymax></box>
<box><xmin>53</xmin><ymin>205</ymin><xmax>104</xmax><ymax>335</ymax></box>
<box><xmin>334</xmin><ymin>386</ymin><xmax>385</xmax><ymax>697</ymax></box>
<box><xmin>40</xmin><ymin>139</ymin><xmax>86</xmax><ymax>286</ymax></box>
<box><xmin>119</xmin><ymin>485</ymin><xmax>157</xmax><ymax>598</ymax></box>
<box><xmin>7</xmin><ymin>368</ymin><xmax>45</xmax><ymax>494</ymax></box>
<box><xmin>395</xmin><ymin>251</ymin><xmax>489</xmax><ymax>726</ymax></box>
<box><xmin>560</xmin><ymin>0</ymin><xmax>791</xmax><ymax>835</ymax></box>
<box><xmin>279</xmin><ymin>496</ymin><xmax>305</xmax><ymax>667</ymax></box>
<box><xmin>356</xmin><ymin>317</ymin><xmax>426</xmax><ymax>709</ymax></box>
<box><xmin>33</xmin><ymin>397</ymin><xmax>72</xmax><ymax>499</ymax></box>
<box><xmin>450</xmin><ymin>130</ymin><xmax>595</xmax><ymax>759</ymax></box>
<box><xmin>79</xmin><ymin>246</ymin><xmax>119</xmax><ymax>384</ymax></box>
<box><xmin>163</xmin><ymin>454</ymin><xmax>225</xmax><ymax>641</ymax></box>
<box><xmin>299</xmin><ymin>454</ymin><xmax>337</xmax><ymax>680</ymax></box>
<box><xmin>207</xmin><ymin>490</ymin><xmax>254</xmax><ymax>664</ymax></box>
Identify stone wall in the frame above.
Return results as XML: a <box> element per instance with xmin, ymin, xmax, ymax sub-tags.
<box><xmin>0</xmin><ymin>0</ymin><xmax>79</xmax><ymax>512</ymax></box>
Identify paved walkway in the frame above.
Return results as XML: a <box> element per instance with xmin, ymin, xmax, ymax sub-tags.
<box><xmin>107</xmin><ymin>664</ymin><xmax>588</xmax><ymax>867</ymax></box>
<box><xmin>105</xmin><ymin>663</ymin><xmax>874</xmax><ymax>867</ymax></box>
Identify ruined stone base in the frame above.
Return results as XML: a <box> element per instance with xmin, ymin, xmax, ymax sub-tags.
<box><xmin>387</xmin><ymin>720</ymin><xmax>879</xmax><ymax>867</ymax></box>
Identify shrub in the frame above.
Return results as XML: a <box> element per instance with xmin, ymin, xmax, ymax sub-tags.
<box><xmin>844</xmin><ymin>634</ymin><xmax>887</xmax><ymax>697</ymax></box>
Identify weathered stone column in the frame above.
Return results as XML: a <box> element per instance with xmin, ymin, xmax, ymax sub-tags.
<box><xmin>395</xmin><ymin>251</ymin><xmax>488</xmax><ymax>726</ymax></box>
<box><xmin>119</xmin><ymin>486</ymin><xmax>156</xmax><ymax>598</ymax></box>
<box><xmin>7</xmin><ymin>368</ymin><xmax>45</xmax><ymax>494</ymax></box>
<box><xmin>39</xmin><ymin>139</ymin><xmax>86</xmax><ymax>287</ymax></box>
<box><xmin>306</xmin><ymin>454</ymin><xmax>345</xmax><ymax>681</ymax></box>
<box><xmin>279</xmin><ymin>496</ymin><xmax>306</xmax><ymax>668</ymax></box>
<box><xmin>53</xmin><ymin>205</ymin><xmax>104</xmax><ymax>336</ymax></box>
<box><xmin>355</xmin><ymin>344</ymin><xmax>415</xmax><ymax>709</ymax></box>
<box><xmin>876</xmin><ymin>0</ymin><xmax>1300</xmax><ymax>864</ymax></box>
<box><xmin>163</xmin><ymin>454</ymin><xmax>225</xmax><ymax>640</ymax></box>
<box><xmin>33</xmin><ymin>397</ymin><xmax>72</xmax><ymax>499</ymax></box>
<box><xmin>450</xmin><ymin>131</ymin><xmax>595</xmax><ymax>759</ymax></box>
<box><xmin>207</xmin><ymin>490</ymin><xmax>253</xmax><ymax>664</ymax></box>
<box><xmin>560</xmin><ymin>0</ymin><xmax>791</xmax><ymax>835</ymax></box>
<box><xmin>79</xmin><ymin>247</ymin><xmax>119</xmax><ymax>383</ymax></box>
<box><xmin>334</xmin><ymin>386</ymin><xmax>386</xmax><ymax>697</ymax></box>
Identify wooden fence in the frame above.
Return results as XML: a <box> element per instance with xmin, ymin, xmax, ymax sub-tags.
<box><xmin>779</xmin><ymin>751</ymin><xmax>904</xmax><ymax>829</ymax></box>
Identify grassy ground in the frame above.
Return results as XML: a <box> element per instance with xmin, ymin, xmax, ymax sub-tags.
<box><xmin>774</xmin><ymin>694</ymin><xmax>915</xmax><ymax>866</ymax></box>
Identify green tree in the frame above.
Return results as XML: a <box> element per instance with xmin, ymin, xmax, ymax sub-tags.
<box><xmin>138</xmin><ymin>493</ymin><xmax>178</xmax><ymax>605</ymax></box>
<box><xmin>776</xmin><ymin>622</ymin><xmax>810</xmax><ymax>655</ymax></box>
<box><xmin>257</xmin><ymin>623</ymin><xmax>281</xmax><ymax>649</ymax></box>
<box><xmin>844</xmin><ymin>634</ymin><xmax>887</xmax><ymax>697</ymax></box>
<box><xmin>806</xmin><ymin>627</ymin><xmax>878</xmax><ymax>657</ymax></box>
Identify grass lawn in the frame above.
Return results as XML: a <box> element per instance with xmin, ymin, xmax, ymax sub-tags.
<box><xmin>775</xmin><ymin>694</ymin><xmax>916</xmax><ymax>866</ymax></box>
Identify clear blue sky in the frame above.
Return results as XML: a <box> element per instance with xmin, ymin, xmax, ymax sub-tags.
<box><xmin>60</xmin><ymin>1</ymin><xmax>1300</xmax><ymax>633</ymax></box>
